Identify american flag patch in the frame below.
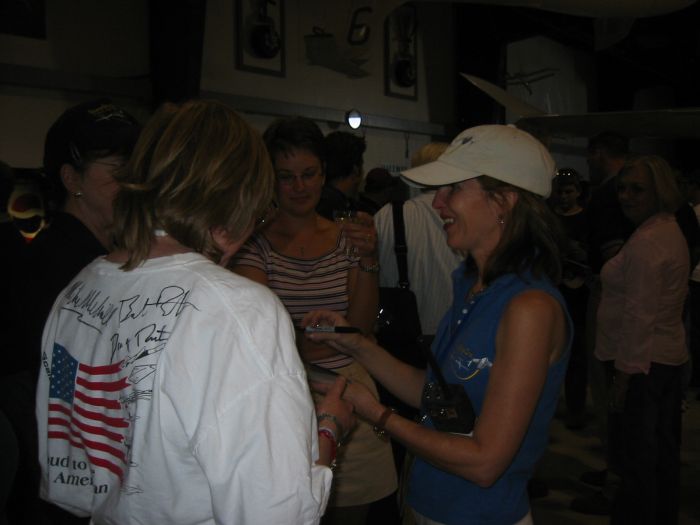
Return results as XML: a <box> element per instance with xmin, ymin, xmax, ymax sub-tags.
<box><xmin>48</xmin><ymin>343</ymin><xmax>130</xmax><ymax>481</ymax></box>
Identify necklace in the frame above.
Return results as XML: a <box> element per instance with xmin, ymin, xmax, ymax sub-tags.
<box><xmin>466</xmin><ymin>284</ymin><xmax>486</xmax><ymax>301</ymax></box>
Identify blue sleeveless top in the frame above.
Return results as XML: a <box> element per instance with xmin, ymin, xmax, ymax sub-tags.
<box><xmin>407</xmin><ymin>264</ymin><xmax>571</xmax><ymax>525</ymax></box>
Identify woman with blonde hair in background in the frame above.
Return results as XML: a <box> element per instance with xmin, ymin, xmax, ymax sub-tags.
<box><xmin>595</xmin><ymin>154</ymin><xmax>689</xmax><ymax>525</ymax></box>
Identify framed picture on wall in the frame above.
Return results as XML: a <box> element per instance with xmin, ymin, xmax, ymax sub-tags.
<box><xmin>235</xmin><ymin>0</ymin><xmax>285</xmax><ymax>77</ymax></box>
<box><xmin>384</xmin><ymin>3</ymin><xmax>417</xmax><ymax>100</ymax></box>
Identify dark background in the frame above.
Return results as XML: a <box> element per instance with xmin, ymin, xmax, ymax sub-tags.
<box><xmin>453</xmin><ymin>2</ymin><xmax>700</xmax><ymax>168</ymax></box>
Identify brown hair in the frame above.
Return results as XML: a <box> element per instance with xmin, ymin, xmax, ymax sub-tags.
<box><xmin>466</xmin><ymin>176</ymin><xmax>565</xmax><ymax>285</ymax></box>
<box><xmin>112</xmin><ymin>99</ymin><xmax>274</xmax><ymax>269</ymax></box>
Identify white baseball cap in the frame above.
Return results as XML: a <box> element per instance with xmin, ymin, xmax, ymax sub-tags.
<box><xmin>401</xmin><ymin>124</ymin><xmax>556</xmax><ymax>197</ymax></box>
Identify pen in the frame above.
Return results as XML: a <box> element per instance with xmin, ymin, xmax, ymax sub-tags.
<box><xmin>304</xmin><ymin>325</ymin><xmax>362</xmax><ymax>334</ymax></box>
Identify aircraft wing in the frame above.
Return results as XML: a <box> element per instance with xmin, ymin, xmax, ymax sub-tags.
<box><xmin>461</xmin><ymin>73</ymin><xmax>546</xmax><ymax>118</ymax></box>
<box><xmin>519</xmin><ymin>109</ymin><xmax>700</xmax><ymax>139</ymax></box>
<box><xmin>461</xmin><ymin>73</ymin><xmax>700</xmax><ymax>139</ymax></box>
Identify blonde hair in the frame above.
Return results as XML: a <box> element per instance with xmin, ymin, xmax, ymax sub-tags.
<box><xmin>410</xmin><ymin>142</ymin><xmax>449</xmax><ymax>168</ymax></box>
<box><xmin>622</xmin><ymin>155</ymin><xmax>684</xmax><ymax>214</ymax></box>
<box><xmin>112</xmin><ymin>99</ymin><xmax>274</xmax><ymax>270</ymax></box>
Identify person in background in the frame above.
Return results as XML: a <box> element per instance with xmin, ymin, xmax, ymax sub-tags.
<box><xmin>374</xmin><ymin>142</ymin><xmax>462</xmax><ymax>341</ymax></box>
<box><xmin>35</xmin><ymin>99</ymin><xmax>354</xmax><ymax>524</ymax></box>
<box><xmin>571</xmin><ymin>132</ymin><xmax>635</xmax><ymax>515</ymax></box>
<box><xmin>594</xmin><ymin>154</ymin><xmax>689</xmax><ymax>524</ymax></box>
<box><xmin>25</xmin><ymin>98</ymin><xmax>142</xmax><ymax>371</ymax></box>
<box><xmin>316</xmin><ymin>131</ymin><xmax>375</xmax><ymax>218</ymax></box>
<box><xmin>550</xmin><ymin>168</ymin><xmax>590</xmax><ymax>430</ymax></box>
<box><xmin>305</xmin><ymin>125</ymin><xmax>572</xmax><ymax>525</ymax></box>
<box><xmin>230</xmin><ymin>116</ymin><xmax>397</xmax><ymax>525</ymax></box>
<box><xmin>373</xmin><ymin>141</ymin><xmax>463</xmax><ymax>498</ymax></box>
<box><xmin>1</xmin><ymin>99</ymin><xmax>141</xmax><ymax>525</ymax></box>
<box><xmin>684</xmin><ymin>168</ymin><xmax>700</xmax><ymax>393</ymax></box>
<box><xmin>359</xmin><ymin>167</ymin><xmax>407</xmax><ymax>214</ymax></box>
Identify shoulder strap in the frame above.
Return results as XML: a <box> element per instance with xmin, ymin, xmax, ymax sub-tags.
<box><xmin>391</xmin><ymin>200</ymin><xmax>410</xmax><ymax>289</ymax></box>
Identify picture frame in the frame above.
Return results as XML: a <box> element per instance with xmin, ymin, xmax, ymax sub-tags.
<box><xmin>384</xmin><ymin>3</ymin><xmax>418</xmax><ymax>100</ymax></box>
<box><xmin>235</xmin><ymin>0</ymin><xmax>285</xmax><ymax>77</ymax></box>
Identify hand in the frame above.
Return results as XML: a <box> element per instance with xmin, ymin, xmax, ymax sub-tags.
<box><xmin>340</xmin><ymin>211</ymin><xmax>377</xmax><ymax>259</ymax></box>
<box><xmin>314</xmin><ymin>376</ymin><xmax>356</xmax><ymax>441</ymax></box>
<box><xmin>313</xmin><ymin>376</ymin><xmax>382</xmax><ymax>428</ymax></box>
<box><xmin>302</xmin><ymin>310</ymin><xmax>369</xmax><ymax>357</ymax></box>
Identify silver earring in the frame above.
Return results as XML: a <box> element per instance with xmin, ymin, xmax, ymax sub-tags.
<box><xmin>497</xmin><ymin>216</ymin><xmax>504</xmax><ymax>225</ymax></box>
<box><xmin>73</xmin><ymin>191</ymin><xmax>83</xmax><ymax>198</ymax></box>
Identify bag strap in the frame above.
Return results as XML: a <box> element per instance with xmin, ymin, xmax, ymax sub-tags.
<box><xmin>391</xmin><ymin>200</ymin><xmax>410</xmax><ymax>289</ymax></box>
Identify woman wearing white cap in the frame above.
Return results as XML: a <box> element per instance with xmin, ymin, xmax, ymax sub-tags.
<box><xmin>304</xmin><ymin>125</ymin><xmax>572</xmax><ymax>525</ymax></box>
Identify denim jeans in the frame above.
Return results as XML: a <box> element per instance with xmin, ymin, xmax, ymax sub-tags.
<box><xmin>611</xmin><ymin>363</ymin><xmax>682</xmax><ymax>525</ymax></box>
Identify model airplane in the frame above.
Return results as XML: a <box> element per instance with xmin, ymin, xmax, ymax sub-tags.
<box><xmin>461</xmin><ymin>73</ymin><xmax>700</xmax><ymax>139</ymax></box>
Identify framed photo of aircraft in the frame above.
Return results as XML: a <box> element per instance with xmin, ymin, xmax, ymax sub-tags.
<box><xmin>235</xmin><ymin>0</ymin><xmax>286</xmax><ymax>77</ymax></box>
<box><xmin>384</xmin><ymin>3</ymin><xmax>418</xmax><ymax>100</ymax></box>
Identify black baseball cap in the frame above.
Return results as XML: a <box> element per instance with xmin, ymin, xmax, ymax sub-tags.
<box><xmin>43</xmin><ymin>98</ymin><xmax>141</xmax><ymax>183</ymax></box>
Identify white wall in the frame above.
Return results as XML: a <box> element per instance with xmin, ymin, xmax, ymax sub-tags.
<box><xmin>0</xmin><ymin>0</ymin><xmax>150</xmax><ymax>168</ymax></box>
<box><xmin>1</xmin><ymin>0</ymin><xmax>455</xmax><ymax>173</ymax></box>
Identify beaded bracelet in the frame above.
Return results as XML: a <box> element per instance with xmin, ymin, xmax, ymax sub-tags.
<box><xmin>359</xmin><ymin>260</ymin><xmax>380</xmax><ymax>273</ymax></box>
<box><xmin>317</xmin><ymin>412</ymin><xmax>345</xmax><ymax>442</ymax></box>
<box><xmin>373</xmin><ymin>406</ymin><xmax>395</xmax><ymax>438</ymax></box>
<box><xmin>317</xmin><ymin>427</ymin><xmax>338</xmax><ymax>470</ymax></box>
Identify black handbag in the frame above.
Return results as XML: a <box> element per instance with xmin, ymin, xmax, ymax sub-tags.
<box><xmin>376</xmin><ymin>200</ymin><xmax>426</xmax><ymax>368</ymax></box>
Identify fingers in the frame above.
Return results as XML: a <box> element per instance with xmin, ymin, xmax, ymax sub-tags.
<box><xmin>301</xmin><ymin>309</ymin><xmax>346</xmax><ymax>329</ymax></box>
<box><xmin>309</xmin><ymin>380</ymin><xmax>331</xmax><ymax>395</ymax></box>
<box><xmin>343</xmin><ymin>228</ymin><xmax>377</xmax><ymax>257</ymax></box>
<box><xmin>327</xmin><ymin>375</ymin><xmax>348</xmax><ymax>398</ymax></box>
<box><xmin>337</xmin><ymin>212</ymin><xmax>377</xmax><ymax>258</ymax></box>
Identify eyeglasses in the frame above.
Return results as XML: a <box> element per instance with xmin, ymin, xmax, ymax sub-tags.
<box><xmin>556</xmin><ymin>169</ymin><xmax>579</xmax><ymax>178</ymax></box>
<box><xmin>276</xmin><ymin>170</ymin><xmax>321</xmax><ymax>186</ymax></box>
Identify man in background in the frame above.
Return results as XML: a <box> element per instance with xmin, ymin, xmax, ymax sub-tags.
<box><xmin>317</xmin><ymin>131</ymin><xmax>375</xmax><ymax>218</ymax></box>
<box><xmin>571</xmin><ymin>131</ymin><xmax>635</xmax><ymax>516</ymax></box>
<box><xmin>374</xmin><ymin>142</ymin><xmax>462</xmax><ymax>340</ymax></box>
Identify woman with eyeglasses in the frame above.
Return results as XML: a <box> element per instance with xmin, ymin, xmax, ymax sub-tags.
<box><xmin>230</xmin><ymin>116</ymin><xmax>397</xmax><ymax>524</ymax></box>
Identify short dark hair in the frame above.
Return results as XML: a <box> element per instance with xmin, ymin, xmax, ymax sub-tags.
<box><xmin>553</xmin><ymin>168</ymin><xmax>582</xmax><ymax>191</ymax></box>
<box><xmin>263</xmin><ymin>116</ymin><xmax>325</xmax><ymax>165</ymax></box>
<box><xmin>588</xmin><ymin>132</ymin><xmax>629</xmax><ymax>158</ymax></box>
<box><xmin>43</xmin><ymin>98</ymin><xmax>141</xmax><ymax>203</ymax></box>
<box><xmin>324</xmin><ymin>131</ymin><xmax>366</xmax><ymax>183</ymax></box>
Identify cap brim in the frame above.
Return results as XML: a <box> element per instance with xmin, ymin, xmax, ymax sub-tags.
<box><xmin>401</xmin><ymin>158</ymin><xmax>482</xmax><ymax>188</ymax></box>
